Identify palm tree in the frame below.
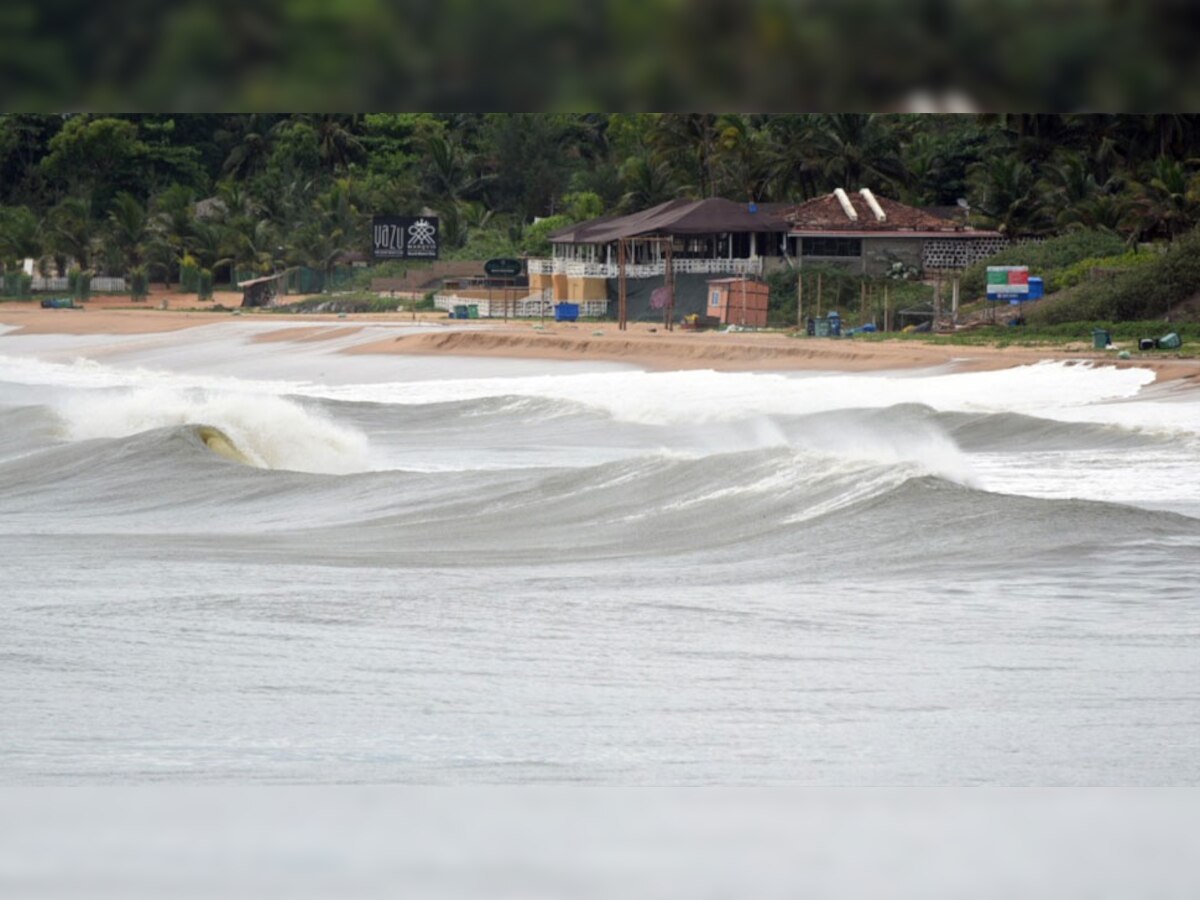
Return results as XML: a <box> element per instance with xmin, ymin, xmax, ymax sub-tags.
<box><xmin>0</xmin><ymin>206</ymin><xmax>43</xmax><ymax>268</ymax></box>
<box><xmin>711</xmin><ymin>115</ymin><xmax>774</xmax><ymax>201</ymax></box>
<box><xmin>105</xmin><ymin>192</ymin><xmax>149</xmax><ymax>273</ymax></box>
<box><xmin>617</xmin><ymin>155</ymin><xmax>678</xmax><ymax>212</ymax></box>
<box><xmin>287</xmin><ymin>179</ymin><xmax>366</xmax><ymax>290</ymax></box>
<box><xmin>305</xmin><ymin>114</ymin><xmax>366</xmax><ymax>172</ymax></box>
<box><xmin>146</xmin><ymin>185</ymin><xmax>195</xmax><ymax>284</ymax></box>
<box><xmin>649</xmin><ymin>114</ymin><xmax>721</xmax><ymax>198</ymax></box>
<box><xmin>1126</xmin><ymin>157</ymin><xmax>1200</xmax><ymax>241</ymax></box>
<box><xmin>810</xmin><ymin>113</ymin><xmax>906</xmax><ymax>193</ymax></box>
<box><xmin>758</xmin><ymin>115</ymin><xmax>823</xmax><ymax>201</ymax></box>
<box><xmin>968</xmin><ymin>156</ymin><xmax>1051</xmax><ymax>236</ymax></box>
<box><xmin>45</xmin><ymin>197</ymin><xmax>94</xmax><ymax>272</ymax></box>
<box><xmin>1056</xmin><ymin>193</ymin><xmax>1137</xmax><ymax>236</ymax></box>
<box><xmin>219</xmin><ymin>114</ymin><xmax>278</xmax><ymax>180</ymax></box>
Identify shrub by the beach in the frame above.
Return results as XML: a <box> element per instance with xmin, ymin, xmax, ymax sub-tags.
<box><xmin>960</xmin><ymin>230</ymin><xmax>1126</xmax><ymax>299</ymax></box>
<box><xmin>1029</xmin><ymin>227</ymin><xmax>1200</xmax><ymax>324</ymax></box>
<box><xmin>128</xmin><ymin>266</ymin><xmax>149</xmax><ymax>301</ymax></box>
<box><xmin>180</xmin><ymin>254</ymin><xmax>200</xmax><ymax>292</ymax></box>
<box><xmin>519</xmin><ymin>215</ymin><xmax>572</xmax><ymax>258</ymax></box>
<box><xmin>197</xmin><ymin>268</ymin><xmax>213</xmax><ymax>300</ymax></box>
<box><xmin>70</xmin><ymin>267</ymin><xmax>91</xmax><ymax>302</ymax></box>
<box><xmin>1</xmin><ymin>271</ymin><xmax>33</xmax><ymax>298</ymax></box>
<box><xmin>1048</xmin><ymin>251</ymin><xmax>1161</xmax><ymax>292</ymax></box>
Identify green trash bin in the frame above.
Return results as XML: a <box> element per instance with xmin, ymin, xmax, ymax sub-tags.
<box><xmin>1092</xmin><ymin>329</ymin><xmax>1111</xmax><ymax>349</ymax></box>
<box><xmin>813</xmin><ymin>318</ymin><xmax>831</xmax><ymax>337</ymax></box>
<box><xmin>467</xmin><ymin>304</ymin><xmax>479</xmax><ymax>319</ymax></box>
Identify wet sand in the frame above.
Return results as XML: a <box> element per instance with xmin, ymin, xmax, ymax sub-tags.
<box><xmin>3</xmin><ymin>297</ymin><xmax>1198</xmax><ymax>384</ymax></box>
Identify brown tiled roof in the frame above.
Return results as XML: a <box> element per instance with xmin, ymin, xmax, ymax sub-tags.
<box><xmin>787</xmin><ymin>192</ymin><xmax>970</xmax><ymax>233</ymax></box>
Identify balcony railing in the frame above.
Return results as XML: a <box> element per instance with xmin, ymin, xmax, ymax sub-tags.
<box><xmin>528</xmin><ymin>258</ymin><xmax>763</xmax><ymax>278</ymax></box>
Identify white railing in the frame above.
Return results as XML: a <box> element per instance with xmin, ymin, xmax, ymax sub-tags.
<box><xmin>435</xmin><ymin>292</ymin><xmax>607</xmax><ymax>318</ymax></box>
<box><xmin>534</xmin><ymin>258</ymin><xmax>763</xmax><ymax>278</ymax></box>
<box><xmin>31</xmin><ymin>276</ymin><xmax>127</xmax><ymax>292</ymax></box>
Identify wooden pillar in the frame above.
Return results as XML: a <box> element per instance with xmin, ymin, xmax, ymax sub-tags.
<box><xmin>884</xmin><ymin>282</ymin><xmax>890</xmax><ymax>332</ymax></box>
<box><xmin>797</xmin><ymin>271</ymin><xmax>803</xmax><ymax>332</ymax></box>
<box><xmin>951</xmin><ymin>276</ymin><xmax>960</xmax><ymax>325</ymax></box>
<box><xmin>664</xmin><ymin>238</ymin><xmax>675</xmax><ymax>331</ymax></box>
<box><xmin>816</xmin><ymin>272</ymin><xmax>823</xmax><ymax>319</ymax></box>
<box><xmin>618</xmin><ymin>239</ymin><xmax>627</xmax><ymax>331</ymax></box>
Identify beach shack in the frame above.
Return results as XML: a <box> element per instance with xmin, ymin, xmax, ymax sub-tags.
<box><xmin>239</xmin><ymin>271</ymin><xmax>287</xmax><ymax>308</ymax></box>
<box><xmin>706</xmin><ymin>277</ymin><xmax>770</xmax><ymax>327</ymax></box>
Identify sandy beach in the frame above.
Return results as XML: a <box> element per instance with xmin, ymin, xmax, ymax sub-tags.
<box><xmin>3</xmin><ymin>294</ymin><xmax>1198</xmax><ymax>384</ymax></box>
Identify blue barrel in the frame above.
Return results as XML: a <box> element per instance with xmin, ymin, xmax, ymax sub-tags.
<box><xmin>1028</xmin><ymin>277</ymin><xmax>1044</xmax><ymax>299</ymax></box>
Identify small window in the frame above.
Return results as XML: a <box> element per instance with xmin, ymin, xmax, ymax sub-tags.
<box><xmin>710</xmin><ymin>290</ymin><xmax>720</xmax><ymax>307</ymax></box>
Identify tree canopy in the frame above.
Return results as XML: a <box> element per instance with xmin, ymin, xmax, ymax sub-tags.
<box><xmin>5</xmin><ymin>113</ymin><xmax>1200</xmax><ymax>282</ymax></box>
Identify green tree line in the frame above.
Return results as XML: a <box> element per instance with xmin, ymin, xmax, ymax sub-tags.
<box><xmin>4</xmin><ymin>113</ymin><xmax>1200</xmax><ymax>288</ymax></box>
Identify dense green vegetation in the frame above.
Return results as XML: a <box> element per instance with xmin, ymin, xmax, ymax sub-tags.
<box><xmin>1029</xmin><ymin>228</ymin><xmax>1200</xmax><ymax>325</ymax></box>
<box><xmin>4</xmin><ymin>113</ymin><xmax>1200</xmax><ymax>324</ymax></box>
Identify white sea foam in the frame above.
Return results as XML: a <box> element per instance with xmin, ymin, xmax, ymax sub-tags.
<box><xmin>316</xmin><ymin>362</ymin><xmax>1166</xmax><ymax>430</ymax></box>
<box><xmin>55</xmin><ymin>388</ymin><xmax>370</xmax><ymax>475</ymax></box>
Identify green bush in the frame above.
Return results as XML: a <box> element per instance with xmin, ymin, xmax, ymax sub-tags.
<box><xmin>128</xmin><ymin>265</ymin><xmax>149</xmax><ymax>301</ymax></box>
<box><xmin>1</xmin><ymin>271</ymin><xmax>33</xmax><ymax>298</ymax></box>
<box><xmin>197</xmin><ymin>268</ymin><xmax>213</xmax><ymax>300</ymax></box>
<box><xmin>519</xmin><ymin>215</ymin><xmax>572</xmax><ymax>257</ymax></box>
<box><xmin>70</xmin><ymin>267</ymin><xmax>91</xmax><ymax>301</ymax></box>
<box><xmin>961</xmin><ymin>230</ymin><xmax>1126</xmax><ymax>299</ymax></box>
<box><xmin>1049</xmin><ymin>251</ymin><xmax>1161</xmax><ymax>292</ymax></box>
<box><xmin>1029</xmin><ymin>227</ymin><xmax>1200</xmax><ymax>325</ymax></box>
<box><xmin>180</xmin><ymin>254</ymin><xmax>200</xmax><ymax>292</ymax></box>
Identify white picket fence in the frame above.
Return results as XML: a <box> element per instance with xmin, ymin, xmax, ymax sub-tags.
<box><xmin>32</xmin><ymin>276</ymin><xmax>127</xmax><ymax>292</ymax></box>
<box><xmin>434</xmin><ymin>293</ymin><xmax>608</xmax><ymax>318</ymax></box>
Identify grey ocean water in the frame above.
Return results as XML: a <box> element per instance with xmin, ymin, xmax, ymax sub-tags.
<box><xmin>2</xmin><ymin>321</ymin><xmax>1200</xmax><ymax>787</ymax></box>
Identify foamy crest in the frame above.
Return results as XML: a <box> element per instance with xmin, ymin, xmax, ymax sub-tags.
<box><xmin>324</xmin><ymin>361</ymin><xmax>1163</xmax><ymax>430</ymax></box>
<box><xmin>56</xmin><ymin>388</ymin><xmax>370</xmax><ymax>474</ymax></box>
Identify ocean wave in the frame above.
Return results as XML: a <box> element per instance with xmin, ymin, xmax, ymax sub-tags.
<box><xmin>52</xmin><ymin>387</ymin><xmax>370</xmax><ymax>474</ymax></box>
<box><xmin>2</xmin><ymin>432</ymin><xmax>1195</xmax><ymax>571</ymax></box>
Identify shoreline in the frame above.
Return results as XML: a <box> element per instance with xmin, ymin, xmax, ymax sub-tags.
<box><xmin>3</xmin><ymin>298</ymin><xmax>1199</xmax><ymax>384</ymax></box>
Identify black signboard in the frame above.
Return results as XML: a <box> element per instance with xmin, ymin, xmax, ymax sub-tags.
<box><xmin>484</xmin><ymin>258</ymin><xmax>524</xmax><ymax>278</ymax></box>
<box><xmin>372</xmin><ymin>216</ymin><xmax>440</xmax><ymax>260</ymax></box>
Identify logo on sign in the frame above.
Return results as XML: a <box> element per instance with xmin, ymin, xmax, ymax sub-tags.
<box><xmin>408</xmin><ymin>219</ymin><xmax>437</xmax><ymax>251</ymax></box>
<box><xmin>372</xmin><ymin>216</ymin><xmax>439</xmax><ymax>260</ymax></box>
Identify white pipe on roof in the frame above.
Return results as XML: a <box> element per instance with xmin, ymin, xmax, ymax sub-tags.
<box><xmin>832</xmin><ymin>188</ymin><xmax>858</xmax><ymax>221</ymax></box>
<box><xmin>859</xmin><ymin>188</ymin><xmax>887</xmax><ymax>222</ymax></box>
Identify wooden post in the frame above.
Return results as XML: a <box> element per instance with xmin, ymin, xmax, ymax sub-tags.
<box><xmin>884</xmin><ymin>282</ymin><xmax>890</xmax><ymax>332</ymax></box>
<box><xmin>951</xmin><ymin>276</ymin><xmax>960</xmax><ymax>325</ymax></box>
<box><xmin>618</xmin><ymin>239</ymin><xmax>627</xmax><ymax>331</ymax></box>
<box><xmin>816</xmin><ymin>272</ymin><xmax>823</xmax><ymax>319</ymax></box>
<box><xmin>797</xmin><ymin>271</ymin><xmax>803</xmax><ymax>332</ymax></box>
<box><xmin>664</xmin><ymin>238</ymin><xmax>674</xmax><ymax>331</ymax></box>
<box><xmin>861</xmin><ymin>279</ymin><xmax>867</xmax><ymax>322</ymax></box>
